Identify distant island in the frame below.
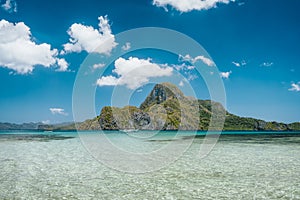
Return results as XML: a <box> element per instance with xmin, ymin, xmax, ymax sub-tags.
<box><xmin>1</xmin><ymin>82</ymin><xmax>300</xmax><ymax>131</ymax></box>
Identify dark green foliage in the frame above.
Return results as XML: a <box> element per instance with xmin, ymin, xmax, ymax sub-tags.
<box><xmin>224</xmin><ymin>114</ymin><xmax>259</xmax><ymax>131</ymax></box>
<box><xmin>288</xmin><ymin>122</ymin><xmax>300</xmax><ymax>130</ymax></box>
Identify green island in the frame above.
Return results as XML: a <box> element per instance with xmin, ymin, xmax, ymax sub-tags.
<box><xmin>18</xmin><ymin>82</ymin><xmax>298</xmax><ymax>132</ymax></box>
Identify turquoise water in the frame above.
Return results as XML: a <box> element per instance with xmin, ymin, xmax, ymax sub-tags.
<box><xmin>1</xmin><ymin>131</ymin><xmax>300</xmax><ymax>199</ymax></box>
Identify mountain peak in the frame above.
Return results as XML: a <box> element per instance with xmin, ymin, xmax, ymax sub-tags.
<box><xmin>140</xmin><ymin>82</ymin><xmax>184</xmax><ymax>110</ymax></box>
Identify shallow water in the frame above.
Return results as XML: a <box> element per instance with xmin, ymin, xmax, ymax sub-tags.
<box><xmin>0</xmin><ymin>131</ymin><xmax>300</xmax><ymax>199</ymax></box>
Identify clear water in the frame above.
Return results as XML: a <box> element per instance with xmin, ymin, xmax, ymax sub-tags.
<box><xmin>1</xmin><ymin>131</ymin><xmax>300</xmax><ymax>199</ymax></box>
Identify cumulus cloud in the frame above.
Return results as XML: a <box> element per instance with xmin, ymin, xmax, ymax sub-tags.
<box><xmin>97</xmin><ymin>57</ymin><xmax>173</xmax><ymax>89</ymax></box>
<box><xmin>63</xmin><ymin>16</ymin><xmax>117</xmax><ymax>55</ymax></box>
<box><xmin>1</xmin><ymin>0</ymin><xmax>17</xmax><ymax>13</ymax></box>
<box><xmin>50</xmin><ymin>108</ymin><xmax>68</xmax><ymax>116</ymax></box>
<box><xmin>220</xmin><ymin>71</ymin><xmax>232</xmax><ymax>79</ymax></box>
<box><xmin>260</xmin><ymin>62</ymin><xmax>273</xmax><ymax>67</ymax></box>
<box><xmin>93</xmin><ymin>63</ymin><xmax>105</xmax><ymax>69</ymax></box>
<box><xmin>289</xmin><ymin>83</ymin><xmax>300</xmax><ymax>92</ymax></box>
<box><xmin>122</xmin><ymin>42</ymin><xmax>131</xmax><ymax>51</ymax></box>
<box><xmin>0</xmin><ymin>19</ymin><xmax>62</xmax><ymax>74</ymax></box>
<box><xmin>179</xmin><ymin>54</ymin><xmax>215</xmax><ymax>66</ymax></box>
<box><xmin>153</xmin><ymin>0</ymin><xmax>235</xmax><ymax>12</ymax></box>
<box><xmin>97</xmin><ymin>75</ymin><xmax>119</xmax><ymax>86</ymax></box>
<box><xmin>56</xmin><ymin>58</ymin><xmax>69</xmax><ymax>72</ymax></box>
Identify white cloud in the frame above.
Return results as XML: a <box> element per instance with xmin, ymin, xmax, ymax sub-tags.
<box><xmin>56</xmin><ymin>58</ymin><xmax>69</xmax><ymax>72</ymax></box>
<box><xmin>63</xmin><ymin>16</ymin><xmax>117</xmax><ymax>55</ymax></box>
<box><xmin>238</xmin><ymin>2</ymin><xmax>245</xmax><ymax>6</ymax></box>
<box><xmin>170</xmin><ymin>63</ymin><xmax>197</xmax><ymax>80</ymax></box>
<box><xmin>289</xmin><ymin>83</ymin><xmax>300</xmax><ymax>92</ymax></box>
<box><xmin>186</xmin><ymin>73</ymin><xmax>198</xmax><ymax>81</ymax></box>
<box><xmin>42</xmin><ymin>120</ymin><xmax>50</xmax><ymax>124</ymax></box>
<box><xmin>97</xmin><ymin>57</ymin><xmax>173</xmax><ymax>89</ymax></box>
<box><xmin>1</xmin><ymin>0</ymin><xmax>17</xmax><ymax>13</ymax></box>
<box><xmin>241</xmin><ymin>60</ymin><xmax>247</xmax><ymax>66</ymax></box>
<box><xmin>179</xmin><ymin>80</ymin><xmax>184</xmax><ymax>86</ymax></box>
<box><xmin>96</xmin><ymin>75</ymin><xmax>119</xmax><ymax>86</ymax></box>
<box><xmin>122</xmin><ymin>42</ymin><xmax>131</xmax><ymax>51</ymax></box>
<box><xmin>93</xmin><ymin>63</ymin><xmax>105</xmax><ymax>69</ymax></box>
<box><xmin>171</xmin><ymin>63</ymin><xmax>195</xmax><ymax>71</ymax></box>
<box><xmin>179</xmin><ymin>54</ymin><xmax>215</xmax><ymax>66</ymax></box>
<box><xmin>232</xmin><ymin>60</ymin><xmax>247</xmax><ymax>67</ymax></box>
<box><xmin>0</xmin><ymin>19</ymin><xmax>60</xmax><ymax>74</ymax></box>
<box><xmin>232</xmin><ymin>61</ymin><xmax>240</xmax><ymax>67</ymax></box>
<box><xmin>186</xmin><ymin>65</ymin><xmax>195</xmax><ymax>70</ymax></box>
<box><xmin>220</xmin><ymin>71</ymin><xmax>232</xmax><ymax>79</ymax></box>
<box><xmin>260</xmin><ymin>62</ymin><xmax>273</xmax><ymax>67</ymax></box>
<box><xmin>50</xmin><ymin>108</ymin><xmax>68</xmax><ymax>116</ymax></box>
<box><xmin>153</xmin><ymin>0</ymin><xmax>235</xmax><ymax>12</ymax></box>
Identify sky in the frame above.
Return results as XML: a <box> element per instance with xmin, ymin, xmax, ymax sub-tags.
<box><xmin>0</xmin><ymin>0</ymin><xmax>299</xmax><ymax>124</ymax></box>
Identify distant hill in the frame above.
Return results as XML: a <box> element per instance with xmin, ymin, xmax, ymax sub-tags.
<box><xmin>0</xmin><ymin>122</ymin><xmax>43</xmax><ymax>130</ymax></box>
<box><xmin>37</xmin><ymin>122</ymin><xmax>76</xmax><ymax>131</ymax></box>
<box><xmin>0</xmin><ymin>122</ymin><xmax>75</xmax><ymax>131</ymax></box>
<box><xmin>1</xmin><ymin>83</ymin><xmax>300</xmax><ymax>131</ymax></box>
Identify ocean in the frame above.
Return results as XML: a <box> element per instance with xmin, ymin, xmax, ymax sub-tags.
<box><xmin>1</xmin><ymin>131</ymin><xmax>300</xmax><ymax>199</ymax></box>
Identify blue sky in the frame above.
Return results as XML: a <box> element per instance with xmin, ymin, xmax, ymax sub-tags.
<box><xmin>0</xmin><ymin>0</ymin><xmax>299</xmax><ymax>124</ymax></box>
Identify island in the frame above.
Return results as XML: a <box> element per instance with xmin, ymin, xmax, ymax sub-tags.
<box><xmin>31</xmin><ymin>82</ymin><xmax>299</xmax><ymax>131</ymax></box>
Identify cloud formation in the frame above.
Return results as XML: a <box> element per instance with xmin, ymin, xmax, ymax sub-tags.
<box><xmin>179</xmin><ymin>54</ymin><xmax>215</xmax><ymax>66</ymax></box>
<box><xmin>1</xmin><ymin>0</ymin><xmax>17</xmax><ymax>13</ymax></box>
<box><xmin>50</xmin><ymin>108</ymin><xmax>68</xmax><ymax>116</ymax></box>
<box><xmin>93</xmin><ymin>63</ymin><xmax>105</xmax><ymax>69</ymax></box>
<box><xmin>170</xmin><ymin>63</ymin><xmax>198</xmax><ymax>81</ymax></box>
<box><xmin>122</xmin><ymin>42</ymin><xmax>131</xmax><ymax>51</ymax></box>
<box><xmin>42</xmin><ymin>120</ymin><xmax>50</xmax><ymax>124</ymax></box>
<box><xmin>97</xmin><ymin>57</ymin><xmax>173</xmax><ymax>89</ymax></box>
<box><xmin>260</xmin><ymin>62</ymin><xmax>273</xmax><ymax>67</ymax></box>
<box><xmin>232</xmin><ymin>61</ymin><xmax>240</xmax><ymax>67</ymax></box>
<box><xmin>289</xmin><ymin>83</ymin><xmax>300</xmax><ymax>92</ymax></box>
<box><xmin>153</xmin><ymin>0</ymin><xmax>235</xmax><ymax>12</ymax></box>
<box><xmin>220</xmin><ymin>71</ymin><xmax>232</xmax><ymax>79</ymax></box>
<box><xmin>232</xmin><ymin>60</ymin><xmax>247</xmax><ymax>67</ymax></box>
<box><xmin>63</xmin><ymin>16</ymin><xmax>117</xmax><ymax>55</ymax></box>
<box><xmin>0</xmin><ymin>19</ymin><xmax>64</xmax><ymax>74</ymax></box>
<box><xmin>56</xmin><ymin>58</ymin><xmax>69</xmax><ymax>72</ymax></box>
